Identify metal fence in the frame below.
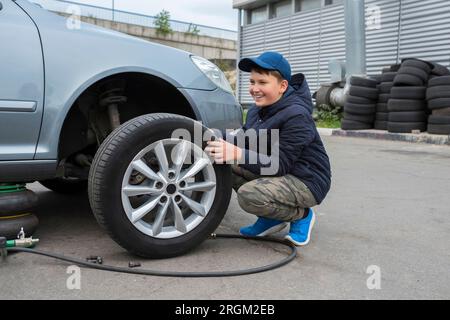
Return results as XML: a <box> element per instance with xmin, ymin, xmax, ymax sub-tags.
<box><xmin>30</xmin><ymin>0</ymin><xmax>238</xmax><ymax>40</ymax></box>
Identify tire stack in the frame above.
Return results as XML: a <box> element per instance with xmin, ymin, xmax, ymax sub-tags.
<box><xmin>341</xmin><ymin>76</ymin><xmax>378</xmax><ymax>130</ymax></box>
<box><xmin>375</xmin><ymin>67</ymin><xmax>397</xmax><ymax>130</ymax></box>
<box><xmin>387</xmin><ymin>59</ymin><xmax>431</xmax><ymax>133</ymax></box>
<box><xmin>0</xmin><ymin>183</ymin><xmax>39</xmax><ymax>240</ymax></box>
<box><xmin>427</xmin><ymin>75</ymin><xmax>450</xmax><ymax>135</ymax></box>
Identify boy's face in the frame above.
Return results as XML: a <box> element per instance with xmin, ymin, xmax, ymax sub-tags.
<box><xmin>249</xmin><ymin>70</ymin><xmax>288</xmax><ymax>108</ymax></box>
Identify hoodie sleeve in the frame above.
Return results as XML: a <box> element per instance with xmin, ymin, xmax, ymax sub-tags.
<box><xmin>239</xmin><ymin>112</ymin><xmax>316</xmax><ymax>176</ymax></box>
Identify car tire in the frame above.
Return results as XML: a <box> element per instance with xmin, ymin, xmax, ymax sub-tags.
<box><xmin>397</xmin><ymin>66</ymin><xmax>429</xmax><ymax>82</ymax></box>
<box><xmin>430</xmin><ymin>62</ymin><xmax>450</xmax><ymax>76</ymax></box>
<box><xmin>393</xmin><ymin>74</ymin><xmax>424</xmax><ymax>86</ymax></box>
<box><xmin>376</xmin><ymin>103</ymin><xmax>388</xmax><ymax>112</ymax></box>
<box><xmin>426</xmin><ymin>86</ymin><xmax>450</xmax><ymax>100</ymax></box>
<box><xmin>387</xmin><ymin>121</ymin><xmax>427</xmax><ymax>133</ymax></box>
<box><xmin>428</xmin><ymin>98</ymin><xmax>450</xmax><ymax>110</ymax></box>
<box><xmin>388</xmin><ymin>99</ymin><xmax>426</xmax><ymax>112</ymax></box>
<box><xmin>390</xmin><ymin>87</ymin><xmax>426</xmax><ymax>100</ymax></box>
<box><xmin>401</xmin><ymin>59</ymin><xmax>432</xmax><ymax>73</ymax></box>
<box><xmin>381</xmin><ymin>72</ymin><xmax>397</xmax><ymax>82</ymax></box>
<box><xmin>88</xmin><ymin>113</ymin><xmax>232</xmax><ymax>258</ymax></box>
<box><xmin>379</xmin><ymin>82</ymin><xmax>394</xmax><ymax>94</ymax></box>
<box><xmin>349</xmin><ymin>86</ymin><xmax>379</xmax><ymax>100</ymax></box>
<box><xmin>39</xmin><ymin>178</ymin><xmax>88</xmax><ymax>194</ymax></box>
<box><xmin>374</xmin><ymin>121</ymin><xmax>388</xmax><ymax>130</ymax></box>
<box><xmin>428</xmin><ymin>115</ymin><xmax>450</xmax><ymax>125</ymax></box>
<box><xmin>388</xmin><ymin>111</ymin><xmax>427</xmax><ymax>123</ymax></box>
<box><xmin>344</xmin><ymin>103</ymin><xmax>376</xmax><ymax>115</ymax></box>
<box><xmin>343</xmin><ymin>112</ymin><xmax>374</xmax><ymax>123</ymax></box>
<box><xmin>427</xmin><ymin>123</ymin><xmax>450</xmax><ymax>135</ymax></box>
<box><xmin>0</xmin><ymin>213</ymin><xmax>39</xmax><ymax>240</ymax></box>
<box><xmin>428</xmin><ymin>76</ymin><xmax>450</xmax><ymax>87</ymax></box>
<box><xmin>0</xmin><ymin>190</ymin><xmax>38</xmax><ymax>217</ymax></box>
<box><xmin>378</xmin><ymin>93</ymin><xmax>391</xmax><ymax>103</ymax></box>
<box><xmin>347</xmin><ymin>95</ymin><xmax>374</xmax><ymax>105</ymax></box>
<box><xmin>375</xmin><ymin>112</ymin><xmax>389</xmax><ymax>121</ymax></box>
<box><xmin>341</xmin><ymin>119</ymin><xmax>373</xmax><ymax>130</ymax></box>
<box><xmin>350</xmin><ymin>77</ymin><xmax>378</xmax><ymax>88</ymax></box>
<box><xmin>390</xmin><ymin>64</ymin><xmax>402</xmax><ymax>72</ymax></box>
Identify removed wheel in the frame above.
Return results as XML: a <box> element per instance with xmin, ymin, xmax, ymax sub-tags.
<box><xmin>0</xmin><ymin>190</ymin><xmax>38</xmax><ymax>217</ymax></box>
<box><xmin>88</xmin><ymin>113</ymin><xmax>232</xmax><ymax>258</ymax></box>
<box><xmin>0</xmin><ymin>213</ymin><xmax>39</xmax><ymax>240</ymax></box>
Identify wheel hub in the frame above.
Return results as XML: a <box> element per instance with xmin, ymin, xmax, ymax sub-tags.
<box><xmin>121</xmin><ymin>139</ymin><xmax>217</xmax><ymax>239</ymax></box>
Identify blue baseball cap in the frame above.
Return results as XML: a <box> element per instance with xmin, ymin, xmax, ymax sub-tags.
<box><xmin>238</xmin><ymin>51</ymin><xmax>291</xmax><ymax>82</ymax></box>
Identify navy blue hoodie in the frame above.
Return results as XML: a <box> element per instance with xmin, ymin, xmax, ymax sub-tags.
<box><xmin>229</xmin><ymin>73</ymin><xmax>331</xmax><ymax>204</ymax></box>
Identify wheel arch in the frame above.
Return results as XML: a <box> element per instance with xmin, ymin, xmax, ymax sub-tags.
<box><xmin>55</xmin><ymin>67</ymin><xmax>205</xmax><ymax>163</ymax></box>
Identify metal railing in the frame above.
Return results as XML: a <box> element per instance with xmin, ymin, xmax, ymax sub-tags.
<box><xmin>30</xmin><ymin>0</ymin><xmax>238</xmax><ymax>40</ymax></box>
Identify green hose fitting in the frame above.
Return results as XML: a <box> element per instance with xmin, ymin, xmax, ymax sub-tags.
<box><xmin>0</xmin><ymin>183</ymin><xmax>26</xmax><ymax>194</ymax></box>
<box><xmin>6</xmin><ymin>238</ymin><xmax>39</xmax><ymax>248</ymax></box>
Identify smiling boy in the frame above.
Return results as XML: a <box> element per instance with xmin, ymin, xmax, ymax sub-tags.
<box><xmin>205</xmin><ymin>51</ymin><xmax>331</xmax><ymax>246</ymax></box>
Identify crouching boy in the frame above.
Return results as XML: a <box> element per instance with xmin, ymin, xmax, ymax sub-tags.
<box><xmin>205</xmin><ymin>51</ymin><xmax>331</xmax><ymax>246</ymax></box>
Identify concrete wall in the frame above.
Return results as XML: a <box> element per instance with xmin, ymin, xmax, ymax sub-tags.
<box><xmin>58</xmin><ymin>13</ymin><xmax>237</xmax><ymax>61</ymax></box>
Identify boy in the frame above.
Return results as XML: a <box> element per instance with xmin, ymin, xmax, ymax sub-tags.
<box><xmin>205</xmin><ymin>51</ymin><xmax>331</xmax><ymax>246</ymax></box>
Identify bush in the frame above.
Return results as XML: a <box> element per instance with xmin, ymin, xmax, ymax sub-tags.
<box><xmin>154</xmin><ymin>10</ymin><xmax>173</xmax><ymax>36</ymax></box>
<box><xmin>313</xmin><ymin>104</ymin><xmax>343</xmax><ymax>128</ymax></box>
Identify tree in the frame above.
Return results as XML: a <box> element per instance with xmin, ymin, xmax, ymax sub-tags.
<box><xmin>154</xmin><ymin>10</ymin><xmax>173</xmax><ymax>36</ymax></box>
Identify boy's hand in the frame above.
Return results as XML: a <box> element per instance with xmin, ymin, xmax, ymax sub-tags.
<box><xmin>205</xmin><ymin>139</ymin><xmax>243</xmax><ymax>164</ymax></box>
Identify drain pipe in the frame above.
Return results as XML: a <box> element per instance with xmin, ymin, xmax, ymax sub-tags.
<box><xmin>345</xmin><ymin>0</ymin><xmax>367</xmax><ymax>78</ymax></box>
<box><xmin>315</xmin><ymin>0</ymin><xmax>367</xmax><ymax>107</ymax></box>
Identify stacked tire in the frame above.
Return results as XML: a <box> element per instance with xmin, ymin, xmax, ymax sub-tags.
<box><xmin>342</xmin><ymin>76</ymin><xmax>378</xmax><ymax>130</ymax></box>
<box><xmin>0</xmin><ymin>184</ymin><xmax>39</xmax><ymax>240</ymax></box>
<box><xmin>375</xmin><ymin>67</ymin><xmax>397</xmax><ymax>130</ymax></box>
<box><xmin>427</xmin><ymin>75</ymin><xmax>450</xmax><ymax>135</ymax></box>
<box><xmin>387</xmin><ymin>59</ymin><xmax>431</xmax><ymax>133</ymax></box>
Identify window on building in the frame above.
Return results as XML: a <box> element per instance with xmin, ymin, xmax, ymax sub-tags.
<box><xmin>270</xmin><ymin>0</ymin><xmax>293</xmax><ymax>19</ymax></box>
<box><xmin>295</xmin><ymin>0</ymin><xmax>321</xmax><ymax>12</ymax></box>
<box><xmin>249</xmin><ymin>6</ymin><xmax>267</xmax><ymax>24</ymax></box>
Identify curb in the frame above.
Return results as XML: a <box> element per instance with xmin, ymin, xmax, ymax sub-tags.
<box><xmin>317</xmin><ymin>128</ymin><xmax>450</xmax><ymax>146</ymax></box>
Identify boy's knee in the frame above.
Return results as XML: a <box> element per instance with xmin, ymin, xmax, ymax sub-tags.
<box><xmin>237</xmin><ymin>184</ymin><xmax>270</xmax><ymax>213</ymax></box>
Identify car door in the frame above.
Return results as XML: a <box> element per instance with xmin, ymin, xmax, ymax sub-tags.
<box><xmin>0</xmin><ymin>0</ymin><xmax>44</xmax><ymax>160</ymax></box>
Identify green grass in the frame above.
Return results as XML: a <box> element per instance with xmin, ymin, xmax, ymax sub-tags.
<box><xmin>315</xmin><ymin>119</ymin><xmax>341</xmax><ymax>129</ymax></box>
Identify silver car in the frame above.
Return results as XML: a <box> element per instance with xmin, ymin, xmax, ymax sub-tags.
<box><xmin>0</xmin><ymin>0</ymin><xmax>242</xmax><ymax>257</ymax></box>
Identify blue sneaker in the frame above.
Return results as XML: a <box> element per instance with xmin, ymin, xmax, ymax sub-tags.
<box><xmin>239</xmin><ymin>217</ymin><xmax>288</xmax><ymax>237</ymax></box>
<box><xmin>285</xmin><ymin>209</ymin><xmax>316</xmax><ymax>246</ymax></box>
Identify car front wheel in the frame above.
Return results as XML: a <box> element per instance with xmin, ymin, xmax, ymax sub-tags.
<box><xmin>88</xmin><ymin>113</ymin><xmax>232</xmax><ymax>258</ymax></box>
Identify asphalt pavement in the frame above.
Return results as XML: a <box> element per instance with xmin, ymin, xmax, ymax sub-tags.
<box><xmin>1</xmin><ymin>136</ymin><xmax>449</xmax><ymax>299</ymax></box>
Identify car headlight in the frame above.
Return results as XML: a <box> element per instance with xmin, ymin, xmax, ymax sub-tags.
<box><xmin>191</xmin><ymin>56</ymin><xmax>233</xmax><ymax>93</ymax></box>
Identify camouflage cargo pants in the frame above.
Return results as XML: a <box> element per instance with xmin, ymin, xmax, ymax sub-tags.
<box><xmin>231</xmin><ymin>165</ymin><xmax>317</xmax><ymax>222</ymax></box>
